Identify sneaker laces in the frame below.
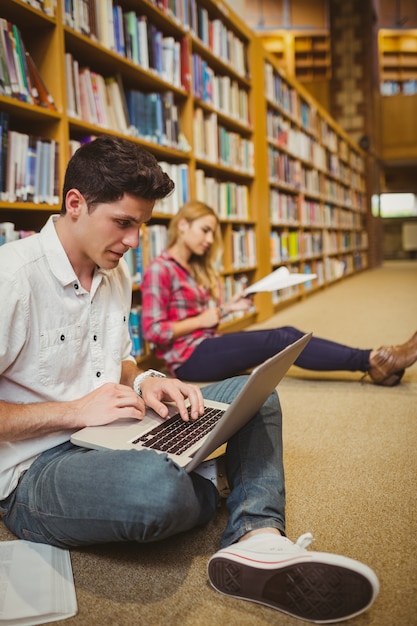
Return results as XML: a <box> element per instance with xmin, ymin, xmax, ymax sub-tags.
<box><xmin>295</xmin><ymin>532</ymin><xmax>314</xmax><ymax>550</ymax></box>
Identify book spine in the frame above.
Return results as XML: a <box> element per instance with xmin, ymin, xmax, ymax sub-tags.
<box><xmin>180</xmin><ymin>36</ymin><xmax>190</xmax><ymax>92</ymax></box>
<box><xmin>1</xmin><ymin>20</ymin><xmax>20</xmax><ymax>100</ymax></box>
<box><xmin>113</xmin><ymin>5</ymin><xmax>125</xmax><ymax>56</ymax></box>
<box><xmin>129</xmin><ymin>306</ymin><xmax>143</xmax><ymax>357</ymax></box>
<box><xmin>138</xmin><ymin>15</ymin><xmax>149</xmax><ymax>69</ymax></box>
<box><xmin>12</xmin><ymin>25</ymin><xmax>32</xmax><ymax>104</ymax></box>
<box><xmin>25</xmin><ymin>51</ymin><xmax>56</xmax><ymax>111</ymax></box>
<box><xmin>0</xmin><ymin>111</ymin><xmax>9</xmax><ymax>200</ymax></box>
<box><xmin>65</xmin><ymin>52</ymin><xmax>77</xmax><ymax>117</ymax></box>
<box><xmin>25</xmin><ymin>134</ymin><xmax>37</xmax><ymax>202</ymax></box>
<box><xmin>124</xmin><ymin>11</ymin><xmax>139</xmax><ymax>64</ymax></box>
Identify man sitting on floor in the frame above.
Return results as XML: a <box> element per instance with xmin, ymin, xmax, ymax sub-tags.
<box><xmin>0</xmin><ymin>136</ymin><xmax>379</xmax><ymax>623</ymax></box>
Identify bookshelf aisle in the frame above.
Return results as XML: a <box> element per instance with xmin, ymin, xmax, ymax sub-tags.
<box><xmin>262</xmin><ymin>48</ymin><xmax>368</xmax><ymax>310</ymax></box>
<box><xmin>0</xmin><ymin>0</ymin><xmax>369</xmax><ymax>368</ymax></box>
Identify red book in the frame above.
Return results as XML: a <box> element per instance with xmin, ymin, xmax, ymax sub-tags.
<box><xmin>180</xmin><ymin>36</ymin><xmax>191</xmax><ymax>92</ymax></box>
<box><xmin>25</xmin><ymin>52</ymin><xmax>56</xmax><ymax>111</ymax></box>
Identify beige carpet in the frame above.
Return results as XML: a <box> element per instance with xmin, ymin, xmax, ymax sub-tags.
<box><xmin>1</xmin><ymin>261</ymin><xmax>416</xmax><ymax>626</ymax></box>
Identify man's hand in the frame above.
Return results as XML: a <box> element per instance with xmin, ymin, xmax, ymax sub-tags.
<box><xmin>72</xmin><ymin>383</ymin><xmax>145</xmax><ymax>427</ymax></box>
<box><xmin>0</xmin><ymin>378</ymin><xmax>204</xmax><ymax>442</ymax></box>
<box><xmin>0</xmin><ymin>383</ymin><xmax>145</xmax><ymax>442</ymax></box>
<box><xmin>139</xmin><ymin>376</ymin><xmax>205</xmax><ymax>422</ymax></box>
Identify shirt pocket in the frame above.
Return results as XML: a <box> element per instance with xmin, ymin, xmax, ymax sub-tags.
<box><xmin>39</xmin><ymin>324</ymin><xmax>82</xmax><ymax>385</ymax></box>
<box><xmin>106</xmin><ymin>310</ymin><xmax>129</xmax><ymax>362</ymax></box>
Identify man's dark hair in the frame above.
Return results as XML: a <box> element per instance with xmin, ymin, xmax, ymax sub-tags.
<box><xmin>61</xmin><ymin>135</ymin><xmax>175</xmax><ymax>213</ymax></box>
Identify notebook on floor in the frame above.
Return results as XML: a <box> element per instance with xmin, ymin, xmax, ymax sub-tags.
<box><xmin>70</xmin><ymin>332</ymin><xmax>312</xmax><ymax>473</ymax></box>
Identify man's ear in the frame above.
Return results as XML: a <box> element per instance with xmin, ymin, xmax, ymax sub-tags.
<box><xmin>65</xmin><ymin>189</ymin><xmax>84</xmax><ymax>217</ymax></box>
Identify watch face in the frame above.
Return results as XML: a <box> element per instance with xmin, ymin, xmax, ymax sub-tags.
<box><xmin>148</xmin><ymin>370</ymin><xmax>166</xmax><ymax>378</ymax></box>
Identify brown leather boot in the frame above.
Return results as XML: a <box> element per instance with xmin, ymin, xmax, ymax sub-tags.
<box><xmin>368</xmin><ymin>331</ymin><xmax>417</xmax><ymax>386</ymax></box>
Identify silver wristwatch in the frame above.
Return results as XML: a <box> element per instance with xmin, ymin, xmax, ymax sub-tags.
<box><xmin>133</xmin><ymin>369</ymin><xmax>166</xmax><ymax>397</ymax></box>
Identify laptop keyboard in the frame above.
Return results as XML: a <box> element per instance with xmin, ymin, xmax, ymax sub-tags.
<box><xmin>131</xmin><ymin>405</ymin><xmax>225</xmax><ymax>455</ymax></box>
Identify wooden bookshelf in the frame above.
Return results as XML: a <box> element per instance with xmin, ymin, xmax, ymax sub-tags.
<box><xmin>257</xmin><ymin>30</ymin><xmax>331</xmax><ymax>83</ymax></box>
<box><xmin>0</xmin><ymin>0</ymin><xmax>368</xmax><ymax>367</ymax></box>
<box><xmin>293</xmin><ymin>32</ymin><xmax>331</xmax><ymax>82</ymax></box>
<box><xmin>378</xmin><ymin>29</ymin><xmax>417</xmax><ymax>162</ymax></box>
<box><xmin>379</xmin><ymin>29</ymin><xmax>417</xmax><ymax>95</ymax></box>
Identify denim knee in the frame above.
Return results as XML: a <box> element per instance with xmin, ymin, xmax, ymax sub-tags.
<box><xmin>2</xmin><ymin>447</ymin><xmax>219</xmax><ymax>547</ymax></box>
<box><xmin>101</xmin><ymin>451</ymin><xmax>214</xmax><ymax>534</ymax></box>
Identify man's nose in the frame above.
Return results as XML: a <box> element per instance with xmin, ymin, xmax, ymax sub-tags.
<box><xmin>123</xmin><ymin>229</ymin><xmax>140</xmax><ymax>249</ymax></box>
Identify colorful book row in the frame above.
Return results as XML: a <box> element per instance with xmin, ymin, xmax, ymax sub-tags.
<box><xmin>0</xmin><ymin>18</ymin><xmax>56</xmax><ymax>110</ymax></box>
<box><xmin>65</xmin><ymin>54</ymin><xmax>184</xmax><ymax>149</ymax></box>
<box><xmin>0</xmin><ymin>113</ymin><xmax>59</xmax><ymax>204</ymax></box>
<box><xmin>195</xmin><ymin>169</ymin><xmax>250</xmax><ymax>220</ymax></box>
<box><xmin>192</xmin><ymin>53</ymin><xmax>249</xmax><ymax>123</ymax></box>
<box><xmin>231</xmin><ymin>226</ymin><xmax>256</xmax><ymax>270</ymax></box>
<box><xmin>194</xmin><ymin>108</ymin><xmax>254</xmax><ymax>173</ymax></box>
<box><xmin>190</xmin><ymin>1</ymin><xmax>248</xmax><ymax>78</ymax></box>
<box><xmin>63</xmin><ymin>3</ymin><xmax>188</xmax><ymax>91</ymax></box>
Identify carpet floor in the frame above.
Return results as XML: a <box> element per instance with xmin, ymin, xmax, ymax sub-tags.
<box><xmin>1</xmin><ymin>260</ymin><xmax>416</xmax><ymax>626</ymax></box>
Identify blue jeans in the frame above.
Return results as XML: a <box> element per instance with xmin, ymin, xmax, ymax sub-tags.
<box><xmin>0</xmin><ymin>376</ymin><xmax>285</xmax><ymax>549</ymax></box>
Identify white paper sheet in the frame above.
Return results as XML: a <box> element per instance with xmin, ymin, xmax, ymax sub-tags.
<box><xmin>0</xmin><ymin>540</ymin><xmax>77</xmax><ymax>625</ymax></box>
<box><xmin>243</xmin><ymin>266</ymin><xmax>317</xmax><ymax>295</ymax></box>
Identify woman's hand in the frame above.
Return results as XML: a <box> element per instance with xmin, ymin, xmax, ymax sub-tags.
<box><xmin>198</xmin><ymin>307</ymin><xmax>221</xmax><ymax>328</ymax></box>
<box><xmin>223</xmin><ymin>292</ymin><xmax>253</xmax><ymax>314</ymax></box>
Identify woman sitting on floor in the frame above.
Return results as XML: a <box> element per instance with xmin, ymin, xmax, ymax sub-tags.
<box><xmin>141</xmin><ymin>200</ymin><xmax>417</xmax><ymax>386</ymax></box>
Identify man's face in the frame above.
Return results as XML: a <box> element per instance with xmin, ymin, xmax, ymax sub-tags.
<box><xmin>75</xmin><ymin>193</ymin><xmax>154</xmax><ymax>270</ymax></box>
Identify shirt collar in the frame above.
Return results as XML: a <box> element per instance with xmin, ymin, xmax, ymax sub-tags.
<box><xmin>39</xmin><ymin>214</ymin><xmax>106</xmax><ymax>289</ymax></box>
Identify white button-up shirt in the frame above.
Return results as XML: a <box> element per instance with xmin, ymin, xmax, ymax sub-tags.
<box><xmin>0</xmin><ymin>215</ymin><xmax>135</xmax><ymax>499</ymax></box>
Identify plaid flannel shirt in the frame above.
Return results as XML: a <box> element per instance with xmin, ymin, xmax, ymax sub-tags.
<box><xmin>141</xmin><ymin>250</ymin><xmax>219</xmax><ymax>373</ymax></box>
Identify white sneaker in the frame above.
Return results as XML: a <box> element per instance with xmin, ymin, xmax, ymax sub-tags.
<box><xmin>193</xmin><ymin>456</ymin><xmax>230</xmax><ymax>498</ymax></box>
<box><xmin>208</xmin><ymin>532</ymin><xmax>379</xmax><ymax>623</ymax></box>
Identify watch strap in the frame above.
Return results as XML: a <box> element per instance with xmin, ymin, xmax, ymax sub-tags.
<box><xmin>133</xmin><ymin>369</ymin><xmax>166</xmax><ymax>397</ymax></box>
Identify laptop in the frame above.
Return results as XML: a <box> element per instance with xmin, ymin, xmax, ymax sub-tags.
<box><xmin>70</xmin><ymin>332</ymin><xmax>312</xmax><ymax>473</ymax></box>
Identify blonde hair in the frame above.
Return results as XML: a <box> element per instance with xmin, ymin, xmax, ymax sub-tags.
<box><xmin>168</xmin><ymin>200</ymin><xmax>222</xmax><ymax>299</ymax></box>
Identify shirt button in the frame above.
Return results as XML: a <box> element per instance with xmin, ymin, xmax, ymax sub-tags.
<box><xmin>60</xmin><ymin>334</ymin><xmax>65</xmax><ymax>341</ymax></box>
<box><xmin>96</xmin><ymin>372</ymin><xmax>101</xmax><ymax>378</ymax></box>
<box><xmin>74</xmin><ymin>284</ymin><xmax>79</xmax><ymax>290</ymax></box>
<box><xmin>93</xmin><ymin>335</ymin><xmax>97</xmax><ymax>341</ymax></box>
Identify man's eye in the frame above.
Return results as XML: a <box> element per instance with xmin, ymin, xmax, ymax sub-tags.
<box><xmin>117</xmin><ymin>221</ymin><xmax>130</xmax><ymax>228</ymax></box>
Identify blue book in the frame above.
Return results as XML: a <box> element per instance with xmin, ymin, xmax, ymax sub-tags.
<box><xmin>129</xmin><ymin>307</ymin><xmax>143</xmax><ymax>357</ymax></box>
<box><xmin>33</xmin><ymin>137</ymin><xmax>43</xmax><ymax>204</ymax></box>
<box><xmin>24</xmin><ymin>134</ymin><xmax>37</xmax><ymax>202</ymax></box>
<box><xmin>124</xmin><ymin>248</ymin><xmax>136</xmax><ymax>280</ymax></box>
<box><xmin>125</xmin><ymin>89</ymin><xmax>136</xmax><ymax>127</ymax></box>
<box><xmin>180</xmin><ymin>164</ymin><xmax>189</xmax><ymax>204</ymax></box>
<box><xmin>153</xmin><ymin>29</ymin><xmax>163</xmax><ymax>75</ymax></box>
<box><xmin>182</xmin><ymin>0</ymin><xmax>190</xmax><ymax>29</ymax></box>
<box><xmin>135</xmin><ymin>90</ymin><xmax>147</xmax><ymax>138</ymax></box>
<box><xmin>154</xmin><ymin>92</ymin><xmax>163</xmax><ymax>144</ymax></box>
<box><xmin>135</xmin><ymin>233</ymin><xmax>143</xmax><ymax>282</ymax></box>
<box><xmin>113</xmin><ymin>5</ymin><xmax>125</xmax><ymax>56</ymax></box>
